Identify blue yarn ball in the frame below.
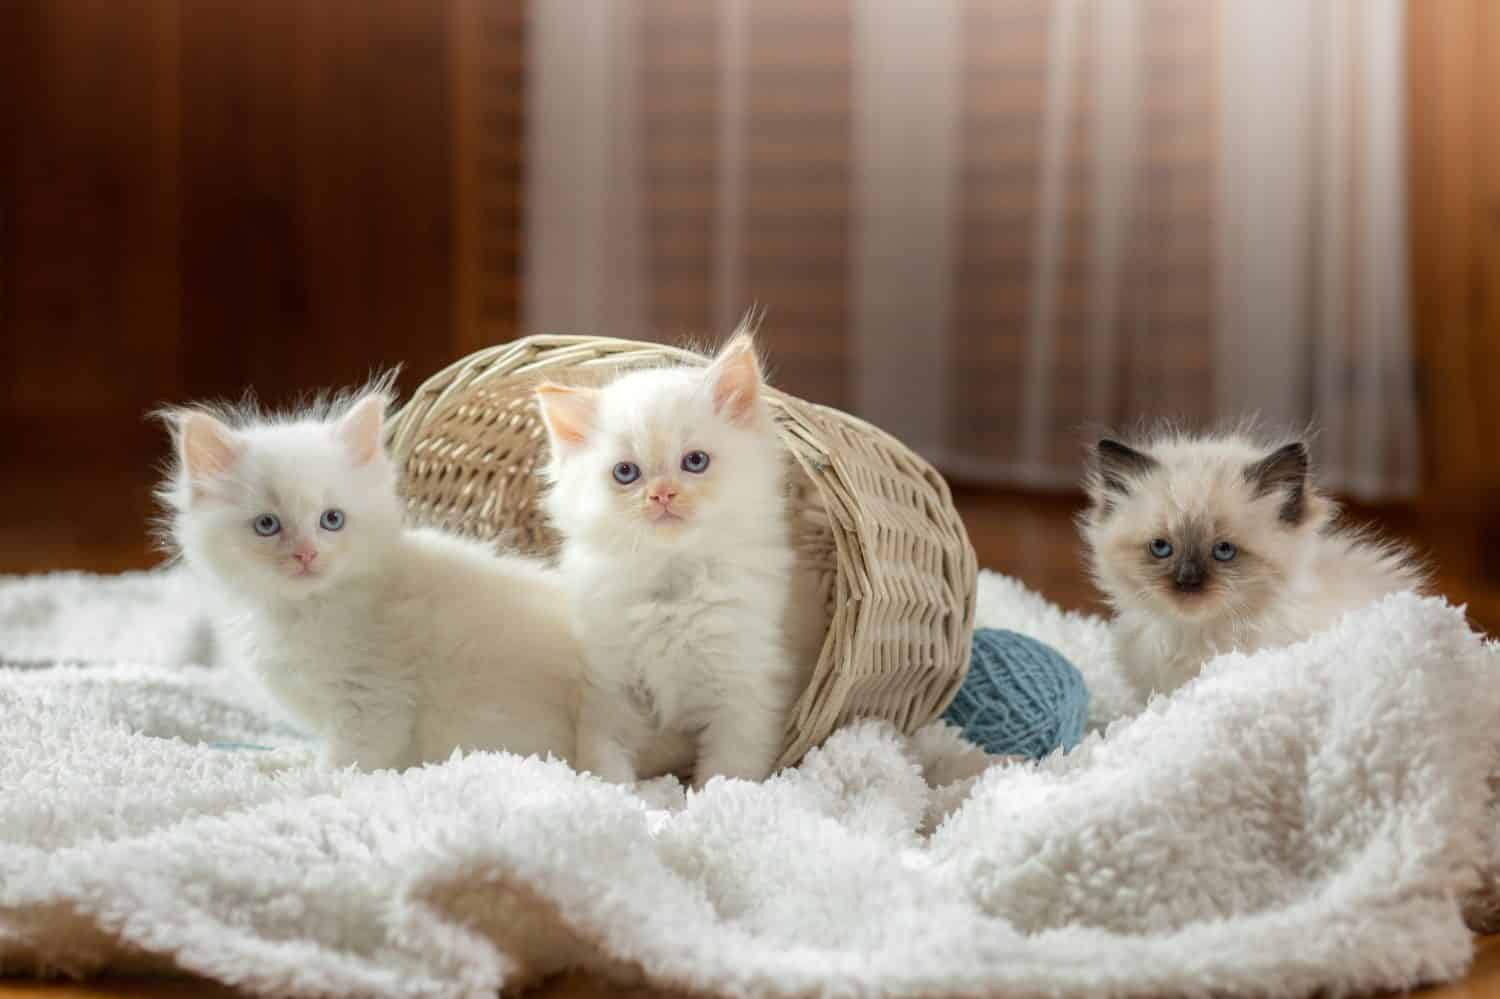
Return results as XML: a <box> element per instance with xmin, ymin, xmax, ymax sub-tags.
<box><xmin>942</xmin><ymin>628</ymin><xmax>1089</xmax><ymax>759</ymax></box>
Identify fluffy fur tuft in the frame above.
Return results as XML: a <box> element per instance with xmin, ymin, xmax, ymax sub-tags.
<box><xmin>1079</xmin><ymin>424</ymin><xmax>1426</xmax><ymax>698</ymax></box>
<box><xmin>155</xmin><ymin>375</ymin><xmax>584</xmax><ymax>771</ymax></box>
<box><xmin>536</xmin><ymin>317</ymin><xmax>816</xmax><ymax>787</ymax></box>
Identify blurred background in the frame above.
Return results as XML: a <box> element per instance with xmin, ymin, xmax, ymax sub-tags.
<box><xmin>2</xmin><ymin>0</ymin><xmax>1495</xmax><ymax>630</ymax></box>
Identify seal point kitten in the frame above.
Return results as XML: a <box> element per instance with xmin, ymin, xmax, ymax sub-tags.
<box><xmin>1080</xmin><ymin>427</ymin><xmax>1426</xmax><ymax>698</ymax></box>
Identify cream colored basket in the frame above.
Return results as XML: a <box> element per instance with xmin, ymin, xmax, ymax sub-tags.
<box><xmin>385</xmin><ymin>335</ymin><xmax>978</xmax><ymax>767</ymax></box>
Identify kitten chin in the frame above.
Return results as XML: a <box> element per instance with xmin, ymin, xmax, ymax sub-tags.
<box><xmin>156</xmin><ymin>379</ymin><xmax>584</xmax><ymax>771</ymax></box>
<box><xmin>536</xmin><ymin>320</ymin><xmax>813</xmax><ymax>787</ymax></box>
<box><xmin>1080</xmin><ymin>426</ymin><xmax>1426</xmax><ymax>698</ymax></box>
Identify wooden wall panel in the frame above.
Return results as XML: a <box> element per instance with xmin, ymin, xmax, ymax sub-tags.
<box><xmin>0</xmin><ymin>1</ymin><xmax>516</xmax><ymax>565</ymax></box>
<box><xmin>177</xmin><ymin>0</ymin><xmax>456</xmax><ymax>405</ymax></box>
<box><xmin>1406</xmin><ymin>0</ymin><xmax>1500</xmax><ymax>590</ymax></box>
<box><xmin>1408</xmin><ymin>0</ymin><xmax>1500</xmax><ymax>499</ymax></box>
<box><xmin>2</xmin><ymin>1</ymin><xmax>182</xmax><ymax>451</ymax></box>
<box><xmin>0</xmin><ymin>1</ymin><xmax>184</xmax><ymax>563</ymax></box>
<box><xmin>0</xmin><ymin>1</ymin><xmax>483</xmax><ymax>429</ymax></box>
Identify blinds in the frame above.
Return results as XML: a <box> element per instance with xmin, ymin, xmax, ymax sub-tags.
<box><xmin>518</xmin><ymin>0</ymin><xmax>1218</xmax><ymax>445</ymax></box>
<box><xmin>519</xmin><ymin>1</ymin><xmax>1418</xmax><ymax>495</ymax></box>
<box><xmin>639</xmin><ymin>0</ymin><xmax>856</xmax><ymax>408</ymax></box>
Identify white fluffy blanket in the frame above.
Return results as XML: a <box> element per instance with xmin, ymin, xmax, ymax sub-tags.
<box><xmin>1</xmin><ymin>568</ymin><xmax>1496</xmax><ymax>997</ymax></box>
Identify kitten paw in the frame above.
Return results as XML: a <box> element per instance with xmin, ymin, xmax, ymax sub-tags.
<box><xmin>577</xmin><ymin>741</ymin><xmax>639</xmax><ymax>785</ymax></box>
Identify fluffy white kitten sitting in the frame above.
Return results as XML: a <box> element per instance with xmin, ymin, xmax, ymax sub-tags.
<box><xmin>1080</xmin><ymin>428</ymin><xmax>1426</xmax><ymax>699</ymax></box>
<box><xmin>158</xmin><ymin>384</ymin><xmax>582</xmax><ymax>771</ymax></box>
<box><xmin>536</xmin><ymin>330</ymin><xmax>806</xmax><ymax>787</ymax></box>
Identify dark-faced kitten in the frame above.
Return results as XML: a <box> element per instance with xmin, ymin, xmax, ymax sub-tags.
<box><xmin>1079</xmin><ymin>429</ymin><xmax>1425</xmax><ymax>698</ymax></box>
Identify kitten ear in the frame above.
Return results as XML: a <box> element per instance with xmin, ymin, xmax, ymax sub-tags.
<box><xmin>706</xmin><ymin>332</ymin><xmax>764</xmax><ymax>427</ymax></box>
<box><xmin>1245</xmin><ymin>442</ymin><xmax>1309</xmax><ymax>525</ymax></box>
<box><xmin>535</xmin><ymin>383</ymin><xmax>598</xmax><ymax>451</ymax></box>
<box><xmin>1091</xmin><ymin>439</ymin><xmax>1158</xmax><ymax>500</ymax></box>
<box><xmin>179</xmin><ymin>412</ymin><xmax>243</xmax><ymax>485</ymax></box>
<box><xmin>337</xmin><ymin>394</ymin><xmax>389</xmax><ymax>466</ymax></box>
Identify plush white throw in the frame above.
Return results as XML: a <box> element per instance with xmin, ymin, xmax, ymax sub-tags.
<box><xmin>1</xmin><ymin>568</ymin><xmax>1495</xmax><ymax>997</ymax></box>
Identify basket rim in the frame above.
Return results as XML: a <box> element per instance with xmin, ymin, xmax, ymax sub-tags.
<box><xmin>388</xmin><ymin>333</ymin><xmax>963</xmax><ymax>513</ymax></box>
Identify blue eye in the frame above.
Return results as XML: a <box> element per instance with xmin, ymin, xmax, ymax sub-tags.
<box><xmin>612</xmin><ymin>462</ymin><xmax>641</xmax><ymax>485</ymax></box>
<box><xmin>1212</xmin><ymin>541</ymin><xmax>1237</xmax><ymax>562</ymax></box>
<box><xmin>1148</xmin><ymin>538</ymin><xmax>1173</xmax><ymax>559</ymax></box>
<box><xmin>320</xmin><ymin>509</ymin><xmax>345</xmax><ymax>532</ymax></box>
<box><xmin>681</xmin><ymin>450</ymin><xmax>710</xmax><ymax>474</ymax></box>
<box><xmin>253</xmin><ymin>514</ymin><xmax>281</xmax><ymax>537</ymax></box>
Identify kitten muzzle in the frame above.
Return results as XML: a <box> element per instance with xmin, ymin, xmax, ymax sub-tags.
<box><xmin>1173</xmin><ymin>559</ymin><xmax>1207</xmax><ymax>593</ymax></box>
<box><xmin>287</xmin><ymin>546</ymin><xmax>321</xmax><ymax>577</ymax></box>
<box><xmin>645</xmin><ymin>480</ymin><xmax>686</xmax><ymax>522</ymax></box>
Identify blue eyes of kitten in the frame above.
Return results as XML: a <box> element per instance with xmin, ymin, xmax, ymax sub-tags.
<box><xmin>251</xmin><ymin>510</ymin><xmax>345</xmax><ymax>537</ymax></box>
<box><xmin>611</xmin><ymin>450</ymin><xmax>711</xmax><ymax>485</ymax></box>
<box><xmin>1149</xmin><ymin>538</ymin><xmax>1238</xmax><ymax>562</ymax></box>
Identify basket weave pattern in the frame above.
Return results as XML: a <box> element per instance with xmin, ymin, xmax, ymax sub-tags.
<box><xmin>386</xmin><ymin>335</ymin><xmax>978</xmax><ymax>767</ymax></box>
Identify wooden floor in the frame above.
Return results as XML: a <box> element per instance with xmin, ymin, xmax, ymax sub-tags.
<box><xmin>3</xmin><ymin>936</ymin><xmax>1499</xmax><ymax>998</ymax></box>
<box><xmin>2</xmin><ymin>472</ymin><xmax>1497</xmax><ymax>995</ymax></box>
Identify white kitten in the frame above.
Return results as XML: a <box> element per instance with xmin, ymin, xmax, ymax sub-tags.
<box><xmin>1080</xmin><ymin>428</ymin><xmax>1426</xmax><ymax>699</ymax></box>
<box><xmin>536</xmin><ymin>329</ymin><xmax>806</xmax><ymax>787</ymax></box>
<box><xmin>157</xmin><ymin>383</ymin><xmax>583</xmax><ymax>771</ymax></box>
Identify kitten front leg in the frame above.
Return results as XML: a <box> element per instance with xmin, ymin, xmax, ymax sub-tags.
<box><xmin>317</xmin><ymin>701</ymin><xmax>416</xmax><ymax>772</ymax></box>
<box><xmin>694</xmin><ymin>682</ymin><xmax>788</xmax><ymax>787</ymax></box>
<box><xmin>575</xmin><ymin>679</ymin><xmax>651</xmax><ymax>784</ymax></box>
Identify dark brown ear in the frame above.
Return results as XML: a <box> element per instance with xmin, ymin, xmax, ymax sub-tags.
<box><xmin>1245</xmin><ymin>442</ymin><xmax>1309</xmax><ymax>525</ymax></box>
<box><xmin>1093</xmin><ymin>439</ymin><xmax>1158</xmax><ymax>498</ymax></box>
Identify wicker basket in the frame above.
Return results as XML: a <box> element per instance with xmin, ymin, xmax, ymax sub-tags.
<box><xmin>385</xmin><ymin>335</ymin><xmax>978</xmax><ymax>768</ymax></box>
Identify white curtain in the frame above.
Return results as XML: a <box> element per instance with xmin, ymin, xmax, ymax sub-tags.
<box><xmin>524</xmin><ymin>0</ymin><xmax>1419</xmax><ymax>499</ymax></box>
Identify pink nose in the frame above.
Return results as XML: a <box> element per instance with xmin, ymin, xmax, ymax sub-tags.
<box><xmin>292</xmin><ymin>546</ymin><xmax>318</xmax><ymax>565</ymax></box>
<box><xmin>648</xmin><ymin>485</ymin><xmax>678</xmax><ymax>505</ymax></box>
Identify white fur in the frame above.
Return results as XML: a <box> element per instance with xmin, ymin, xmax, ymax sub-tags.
<box><xmin>538</xmin><ymin>334</ymin><xmax>806</xmax><ymax>786</ymax></box>
<box><xmin>1081</xmin><ymin>429</ymin><xmax>1427</xmax><ymax>699</ymax></box>
<box><xmin>159</xmin><ymin>390</ymin><xmax>581</xmax><ymax>770</ymax></box>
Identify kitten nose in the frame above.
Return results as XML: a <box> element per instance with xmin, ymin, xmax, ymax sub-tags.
<box><xmin>1174</xmin><ymin>560</ymin><xmax>1205</xmax><ymax>591</ymax></box>
<box><xmin>292</xmin><ymin>544</ymin><xmax>318</xmax><ymax>565</ymax></box>
<box><xmin>647</xmin><ymin>482</ymin><xmax>679</xmax><ymax>505</ymax></box>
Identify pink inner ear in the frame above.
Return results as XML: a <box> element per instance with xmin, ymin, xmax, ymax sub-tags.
<box><xmin>536</xmin><ymin>384</ymin><xmax>597</xmax><ymax>448</ymax></box>
<box><xmin>182</xmin><ymin>413</ymin><xmax>241</xmax><ymax>484</ymax></box>
<box><xmin>709</xmin><ymin>340</ymin><xmax>762</xmax><ymax>426</ymax></box>
<box><xmin>338</xmin><ymin>396</ymin><xmax>387</xmax><ymax>466</ymax></box>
